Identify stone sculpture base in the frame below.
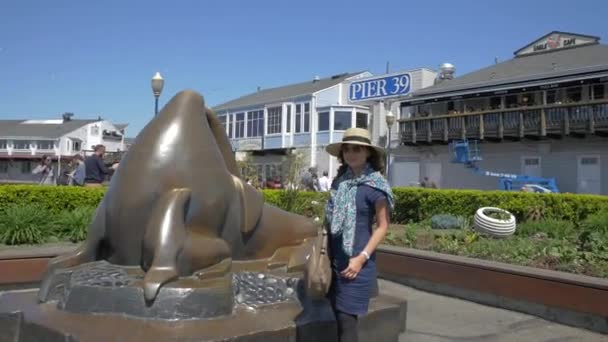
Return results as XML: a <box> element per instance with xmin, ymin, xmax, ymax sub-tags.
<box><xmin>0</xmin><ymin>261</ymin><xmax>407</xmax><ymax>341</ymax></box>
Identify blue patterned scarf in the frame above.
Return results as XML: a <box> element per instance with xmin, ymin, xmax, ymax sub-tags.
<box><xmin>325</xmin><ymin>163</ymin><xmax>395</xmax><ymax>256</ymax></box>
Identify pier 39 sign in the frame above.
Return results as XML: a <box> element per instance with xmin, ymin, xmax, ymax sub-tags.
<box><xmin>349</xmin><ymin>72</ymin><xmax>411</xmax><ymax>102</ymax></box>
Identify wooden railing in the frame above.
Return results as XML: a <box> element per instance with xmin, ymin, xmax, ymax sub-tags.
<box><xmin>400</xmin><ymin>100</ymin><xmax>608</xmax><ymax>144</ymax></box>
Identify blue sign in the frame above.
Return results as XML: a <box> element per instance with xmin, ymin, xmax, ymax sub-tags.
<box><xmin>349</xmin><ymin>73</ymin><xmax>411</xmax><ymax>102</ymax></box>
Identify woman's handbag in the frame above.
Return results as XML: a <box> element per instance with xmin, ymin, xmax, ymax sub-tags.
<box><xmin>304</xmin><ymin>224</ymin><xmax>332</xmax><ymax>299</ymax></box>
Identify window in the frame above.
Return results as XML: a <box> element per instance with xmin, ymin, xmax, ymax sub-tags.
<box><xmin>234</xmin><ymin>113</ymin><xmax>245</xmax><ymax>138</ymax></box>
<box><xmin>295</xmin><ymin>104</ymin><xmax>302</xmax><ymax>132</ymax></box>
<box><xmin>20</xmin><ymin>161</ymin><xmax>32</xmax><ymax>174</ymax></box>
<box><xmin>490</xmin><ymin>97</ymin><xmax>501</xmax><ymax>109</ymax></box>
<box><xmin>36</xmin><ymin>140</ymin><xmax>54</xmax><ymax>150</ymax></box>
<box><xmin>521</xmin><ymin>93</ymin><xmax>535</xmax><ymax>106</ymax></box>
<box><xmin>0</xmin><ymin>140</ymin><xmax>7</xmax><ymax>149</ymax></box>
<box><xmin>91</xmin><ymin>125</ymin><xmax>100</xmax><ymax>136</ymax></box>
<box><xmin>522</xmin><ymin>157</ymin><xmax>541</xmax><ymax>177</ymax></box>
<box><xmin>264</xmin><ymin>163</ymin><xmax>283</xmax><ymax>180</ymax></box>
<box><xmin>286</xmin><ymin>105</ymin><xmax>292</xmax><ymax>133</ymax></box>
<box><xmin>247</xmin><ymin>110</ymin><xmax>264</xmax><ymax>137</ymax></box>
<box><xmin>356</xmin><ymin>112</ymin><xmax>368</xmax><ymax>128</ymax></box>
<box><xmin>581</xmin><ymin>157</ymin><xmax>598</xmax><ymax>165</ymax></box>
<box><xmin>318</xmin><ymin>112</ymin><xmax>329</xmax><ymax>131</ymax></box>
<box><xmin>303</xmin><ymin>103</ymin><xmax>310</xmax><ymax>132</ymax></box>
<box><xmin>218</xmin><ymin>115</ymin><xmax>227</xmax><ymax>131</ymax></box>
<box><xmin>334</xmin><ymin>111</ymin><xmax>352</xmax><ymax>130</ymax></box>
<box><xmin>73</xmin><ymin>141</ymin><xmax>81</xmax><ymax>151</ymax></box>
<box><xmin>546</xmin><ymin>90</ymin><xmax>558</xmax><ymax>104</ymax></box>
<box><xmin>593</xmin><ymin>84</ymin><xmax>605</xmax><ymax>100</ymax></box>
<box><xmin>267</xmin><ymin>107</ymin><xmax>282</xmax><ymax>134</ymax></box>
<box><xmin>227</xmin><ymin>115</ymin><xmax>233</xmax><ymax>138</ymax></box>
<box><xmin>566</xmin><ymin>87</ymin><xmax>582</xmax><ymax>103</ymax></box>
<box><xmin>0</xmin><ymin>161</ymin><xmax>7</xmax><ymax>173</ymax></box>
<box><xmin>13</xmin><ymin>140</ymin><xmax>30</xmax><ymax>149</ymax></box>
<box><xmin>506</xmin><ymin>95</ymin><xmax>518</xmax><ymax>108</ymax></box>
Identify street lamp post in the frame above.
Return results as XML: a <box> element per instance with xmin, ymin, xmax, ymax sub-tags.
<box><xmin>385</xmin><ymin>109</ymin><xmax>396</xmax><ymax>182</ymax></box>
<box><xmin>151</xmin><ymin>72</ymin><xmax>165</xmax><ymax>116</ymax></box>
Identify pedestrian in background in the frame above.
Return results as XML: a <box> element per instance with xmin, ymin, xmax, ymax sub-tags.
<box><xmin>68</xmin><ymin>154</ymin><xmax>86</xmax><ymax>186</ymax></box>
<box><xmin>318</xmin><ymin>170</ymin><xmax>331</xmax><ymax>192</ymax></box>
<box><xmin>84</xmin><ymin>144</ymin><xmax>112</xmax><ymax>186</ymax></box>
<box><xmin>32</xmin><ymin>155</ymin><xmax>55</xmax><ymax>185</ymax></box>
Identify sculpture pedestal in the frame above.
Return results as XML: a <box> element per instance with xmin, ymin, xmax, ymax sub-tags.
<box><xmin>0</xmin><ymin>261</ymin><xmax>407</xmax><ymax>341</ymax></box>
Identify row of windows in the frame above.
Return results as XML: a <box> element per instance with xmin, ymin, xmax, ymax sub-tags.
<box><xmin>318</xmin><ymin>112</ymin><xmax>368</xmax><ymax>131</ymax></box>
<box><xmin>219</xmin><ymin>105</ymin><xmax>368</xmax><ymax>138</ymax></box>
<box><xmin>0</xmin><ymin>140</ymin><xmax>56</xmax><ymax>150</ymax></box>
<box><xmin>220</xmin><ymin>103</ymin><xmax>312</xmax><ymax>138</ymax></box>
<box><xmin>410</xmin><ymin>83</ymin><xmax>607</xmax><ymax>117</ymax></box>
<box><xmin>0</xmin><ymin>140</ymin><xmax>83</xmax><ymax>152</ymax></box>
<box><xmin>0</xmin><ymin>160</ymin><xmax>34</xmax><ymax>174</ymax></box>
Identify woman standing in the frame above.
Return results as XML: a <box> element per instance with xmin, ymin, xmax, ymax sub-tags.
<box><xmin>324</xmin><ymin>128</ymin><xmax>394</xmax><ymax>342</ymax></box>
<box><xmin>32</xmin><ymin>155</ymin><xmax>55</xmax><ymax>185</ymax></box>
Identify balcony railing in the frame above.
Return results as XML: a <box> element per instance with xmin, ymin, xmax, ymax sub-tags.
<box><xmin>400</xmin><ymin>100</ymin><xmax>608</xmax><ymax>145</ymax></box>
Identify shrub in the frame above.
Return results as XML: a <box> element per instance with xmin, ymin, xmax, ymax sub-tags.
<box><xmin>0</xmin><ymin>185</ymin><xmax>607</xmax><ymax>240</ymax></box>
<box><xmin>52</xmin><ymin>206</ymin><xmax>96</xmax><ymax>242</ymax></box>
<box><xmin>391</xmin><ymin>188</ymin><xmax>608</xmax><ymax>224</ymax></box>
<box><xmin>579</xmin><ymin>209</ymin><xmax>608</xmax><ymax>235</ymax></box>
<box><xmin>0</xmin><ymin>204</ymin><xmax>52</xmax><ymax>245</ymax></box>
<box><xmin>516</xmin><ymin>219</ymin><xmax>576</xmax><ymax>240</ymax></box>
<box><xmin>430</xmin><ymin>214</ymin><xmax>465</xmax><ymax>230</ymax></box>
<box><xmin>577</xmin><ymin>210</ymin><xmax>608</xmax><ymax>264</ymax></box>
<box><xmin>0</xmin><ymin>185</ymin><xmax>105</xmax><ymax>214</ymax></box>
<box><xmin>263</xmin><ymin>189</ymin><xmax>327</xmax><ymax>219</ymax></box>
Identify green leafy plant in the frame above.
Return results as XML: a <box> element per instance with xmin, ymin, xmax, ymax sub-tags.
<box><xmin>525</xmin><ymin>205</ymin><xmax>546</xmax><ymax>222</ymax></box>
<box><xmin>430</xmin><ymin>214</ymin><xmax>463</xmax><ymax>230</ymax></box>
<box><xmin>579</xmin><ymin>209</ymin><xmax>608</xmax><ymax>235</ymax></box>
<box><xmin>1</xmin><ymin>185</ymin><xmax>608</xmax><ymax>226</ymax></box>
<box><xmin>52</xmin><ymin>206</ymin><xmax>96</xmax><ymax>242</ymax></box>
<box><xmin>0</xmin><ymin>204</ymin><xmax>51</xmax><ymax>245</ymax></box>
<box><xmin>486</xmin><ymin>210</ymin><xmax>512</xmax><ymax>221</ymax></box>
<box><xmin>516</xmin><ymin>219</ymin><xmax>576</xmax><ymax>240</ymax></box>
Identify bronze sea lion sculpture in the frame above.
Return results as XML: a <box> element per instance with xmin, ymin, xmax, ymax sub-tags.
<box><xmin>38</xmin><ymin>90</ymin><xmax>317</xmax><ymax>302</ymax></box>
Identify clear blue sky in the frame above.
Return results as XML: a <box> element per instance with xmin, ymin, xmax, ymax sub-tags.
<box><xmin>1</xmin><ymin>0</ymin><xmax>607</xmax><ymax>136</ymax></box>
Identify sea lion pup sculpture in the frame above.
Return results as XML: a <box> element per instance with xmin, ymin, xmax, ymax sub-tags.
<box><xmin>38</xmin><ymin>90</ymin><xmax>317</xmax><ymax>303</ymax></box>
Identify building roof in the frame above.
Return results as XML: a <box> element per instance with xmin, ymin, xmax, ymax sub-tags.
<box><xmin>513</xmin><ymin>31</ymin><xmax>600</xmax><ymax>56</ymax></box>
<box><xmin>213</xmin><ymin>72</ymin><xmax>364</xmax><ymax>112</ymax></box>
<box><xmin>0</xmin><ymin>119</ymin><xmax>97</xmax><ymax>139</ymax></box>
<box><xmin>115</xmin><ymin>123</ymin><xmax>128</xmax><ymax>131</ymax></box>
<box><xmin>410</xmin><ymin>38</ymin><xmax>608</xmax><ymax>99</ymax></box>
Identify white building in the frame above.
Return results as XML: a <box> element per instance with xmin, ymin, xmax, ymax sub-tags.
<box><xmin>392</xmin><ymin>31</ymin><xmax>608</xmax><ymax>194</ymax></box>
<box><xmin>0</xmin><ymin>112</ymin><xmax>127</xmax><ymax>183</ymax></box>
<box><xmin>213</xmin><ymin>70</ymin><xmax>436</xmax><ymax>184</ymax></box>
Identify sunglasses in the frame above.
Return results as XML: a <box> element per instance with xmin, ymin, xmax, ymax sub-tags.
<box><xmin>341</xmin><ymin>144</ymin><xmax>365</xmax><ymax>153</ymax></box>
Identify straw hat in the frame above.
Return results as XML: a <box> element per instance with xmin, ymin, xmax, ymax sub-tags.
<box><xmin>325</xmin><ymin>127</ymin><xmax>385</xmax><ymax>157</ymax></box>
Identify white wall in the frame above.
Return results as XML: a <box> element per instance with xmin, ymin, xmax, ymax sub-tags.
<box><xmin>421</xmin><ymin>69</ymin><xmax>438</xmax><ymax>88</ymax></box>
<box><xmin>389</xmin><ymin>138</ymin><xmax>608</xmax><ymax>195</ymax></box>
<box><xmin>61</xmin><ymin>120</ymin><xmax>124</xmax><ymax>156</ymax></box>
<box><xmin>316</xmin><ymin>85</ymin><xmax>341</xmax><ymax>107</ymax></box>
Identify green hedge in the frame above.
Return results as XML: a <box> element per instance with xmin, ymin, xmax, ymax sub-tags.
<box><xmin>1</xmin><ymin>185</ymin><xmax>608</xmax><ymax>224</ymax></box>
<box><xmin>391</xmin><ymin>188</ymin><xmax>608</xmax><ymax>224</ymax></box>
<box><xmin>0</xmin><ymin>185</ymin><xmax>105</xmax><ymax>214</ymax></box>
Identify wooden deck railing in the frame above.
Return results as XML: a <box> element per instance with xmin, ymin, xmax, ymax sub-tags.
<box><xmin>400</xmin><ymin>100</ymin><xmax>608</xmax><ymax>144</ymax></box>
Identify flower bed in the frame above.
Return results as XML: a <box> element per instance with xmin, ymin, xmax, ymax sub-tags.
<box><xmin>384</xmin><ymin>211</ymin><xmax>608</xmax><ymax>279</ymax></box>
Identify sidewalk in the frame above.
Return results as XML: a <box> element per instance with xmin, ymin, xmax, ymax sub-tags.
<box><xmin>378</xmin><ymin>280</ymin><xmax>608</xmax><ymax>342</ymax></box>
